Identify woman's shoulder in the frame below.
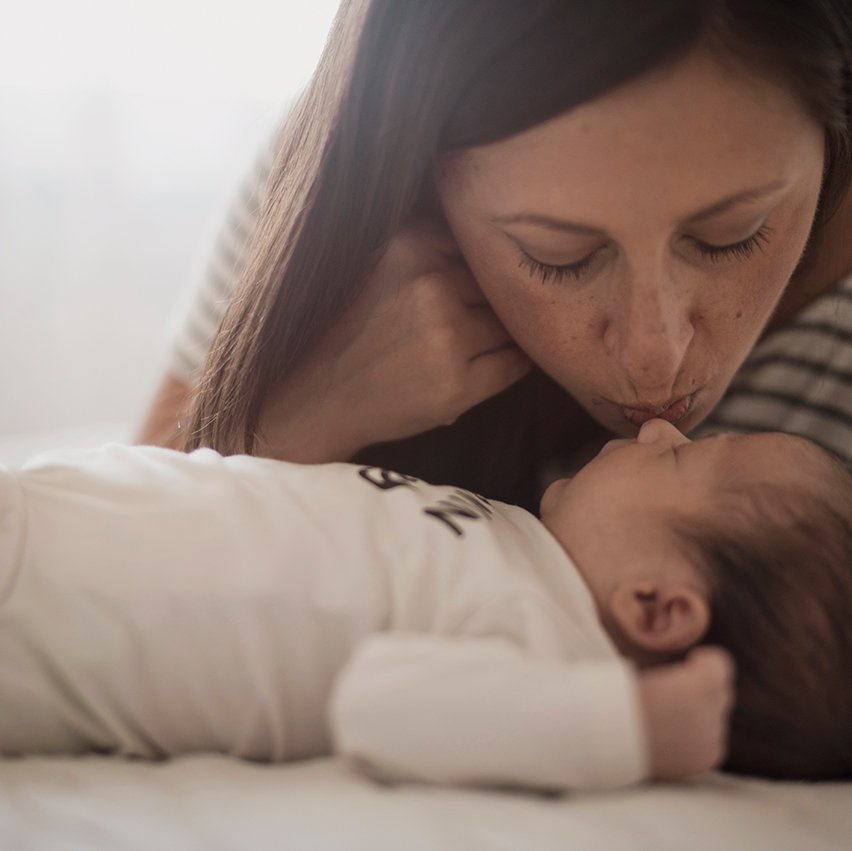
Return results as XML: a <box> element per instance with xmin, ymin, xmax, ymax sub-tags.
<box><xmin>694</xmin><ymin>272</ymin><xmax>852</xmax><ymax>466</ymax></box>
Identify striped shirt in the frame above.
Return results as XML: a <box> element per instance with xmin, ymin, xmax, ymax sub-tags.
<box><xmin>168</xmin><ymin>147</ymin><xmax>852</xmax><ymax>469</ymax></box>
<box><xmin>169</xmin><ymin>140</ymin><xmax>276</xmax><ymax>381</ymax></box>
<box><xmin>692</xmin><ymin>274</ymin><xmax>852</xmax><ymax>466</ymax></box>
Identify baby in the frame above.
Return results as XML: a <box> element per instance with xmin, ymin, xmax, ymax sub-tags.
<box><xmin>0</xmin><ymin>419</ymin><xmax>849</xmax><ymax>790</ymax></box>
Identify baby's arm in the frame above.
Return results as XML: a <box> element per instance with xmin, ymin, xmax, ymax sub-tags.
<box><xmin>330</xmin><ymin>634</ymin><xmax>734</xmax><ymax>792</ymax></box>
<box><xmin>331</xmin><ymin>633</ymin><xmax>646</xmax><ymax>791</ymax></box>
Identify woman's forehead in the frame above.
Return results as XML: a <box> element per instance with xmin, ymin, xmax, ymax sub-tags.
<box><xmin>442</xmin><ymin>47</ymin><xmax>819</xmax><ymax>210</ymax></box>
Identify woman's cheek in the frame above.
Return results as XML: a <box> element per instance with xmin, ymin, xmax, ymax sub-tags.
<box><xmin>701</xmin><ymin>202</ymin><xmax>817</xmax><ymax>344</ymax></box>
<box><xmin>469</xmin><ymin>256</ymin><xmax>589</xmax><ymax>359</ymax></box>
<box><xmin>744</xmin><ymin>224</ymin><xmax>812</xmax><ymax>324</ymax></box>
<box><xmin>722</xmin><ymin>256</ymin><xmax>786</xmax><ymax>328</ymax></box>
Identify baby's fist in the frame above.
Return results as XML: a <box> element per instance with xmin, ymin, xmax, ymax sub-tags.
<box><xmin>639</xmin><ymin>646</ymin><xmax>736</xmax><ymax>781</ymax></box>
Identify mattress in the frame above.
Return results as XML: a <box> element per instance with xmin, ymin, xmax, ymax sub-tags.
<box><xmin>1</xmin><ymin>755</ymin><xmax>851</xmax><ymax>851</ymax></box>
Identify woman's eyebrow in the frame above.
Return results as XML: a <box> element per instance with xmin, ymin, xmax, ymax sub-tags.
<box><xmin>680</xmin><ymin>179</ymin><xmax>789</xmax><ymax>224</ymax></box>
<box><xmin>489</xmin><ymin>213</ymin><xmax>604</xmax><ymax>236</ymax></box>
<box><xmin>489</xmin><ymin>179</ymin><xmax>789</xmax><ymax>235</ymax></box>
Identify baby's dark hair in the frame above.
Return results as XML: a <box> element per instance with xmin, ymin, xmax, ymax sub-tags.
<box><xmin>674</xmin><ymin>443</ymin><xmax>852</xmax><ymax>781</ymax></box>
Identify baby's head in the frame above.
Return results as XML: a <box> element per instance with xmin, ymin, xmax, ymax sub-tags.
<box><xmin>540</xmin><ymin>419</ymin><xmax>852</xmax><ymax>781</ymax></box>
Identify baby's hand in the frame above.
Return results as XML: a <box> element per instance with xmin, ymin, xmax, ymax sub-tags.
<box><xmin>638</xmin><ymin>646</ymin><xmax>735</xmax><ymax>781</ymax></box>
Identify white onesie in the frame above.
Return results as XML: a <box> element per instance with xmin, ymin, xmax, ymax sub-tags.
<box><xmin>0</xmin><ymin>445</ymin><xmax>647</xmax><ymax>791</ymax></box>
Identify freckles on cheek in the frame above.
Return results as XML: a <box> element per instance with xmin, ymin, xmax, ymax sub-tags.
<box><xmin>475</xmin><ymin>278</ymin><xmax>565</xmax><ymax>354</ymax></box>
<box><xmin>705</xmin><ymin>198</ymin><xmax>817</xmax><ymax>331</ymax></box>
<box><xmin>506</xmin><ymin>297</ymin><xmax>598</xmax><ymax>369</ymax></box>
<box><xmin>750</xmin><ymin>252</ymin><xmax>795</xmax><ymax>315</ymax></box>
<box><xmin>746</xmin><ymin>203</ymin><xmax>820</xmax><ymax>309</ymax></box>
<box><xmin>700</xmin><ymin>257</ymin><xmax>790</xmax><ymax>369</ymax></box>
<box><xmin>454</xmin><ymin>230</ymin><xmax>597</xmax><ymax>356</ymax></box>
<box><xmin>714</xmin><ymin>238</ymin><xmax>794</xmax><ymax>321</ymax></box>
<box><xmin>741</xmin><ymin>267</ymin><xmax>783</xmax><ymax>317</ymax></box>
<box><xmin>708</xmin><ymin>271</ymin><xmax>777</xmax><ymax>351</ymax></box>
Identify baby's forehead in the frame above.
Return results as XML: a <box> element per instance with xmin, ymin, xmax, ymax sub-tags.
<box><xmin>712</xmin><ymin>430</ymin><xmax>824</xmax><ymax>463</ymax></box>
<box><xmin>712</xmin><ymin>430</ymin><xmax>836</xmax><ymax>492</ymax></box>
<box><xmin>764</xmin><ymin>432</ymin><xmax>836</xmax><ymax>469</ymax></box>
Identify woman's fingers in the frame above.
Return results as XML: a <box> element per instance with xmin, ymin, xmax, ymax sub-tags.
<box><xmin>461</xmin><ymin>304</ymin><xmax>516</xmax><ymax>355</ymax></box>
<box><xmin>258</xmin><ymin>226</ymin><xmax>532</xmax><ymax>460</ymax></box>
<box><xmin>414</xmin><ymin>284</ymin><xmax>514</xmax><ymax>359</ymax></box>
<box><xmin>464</xmin><ymin>344</ymin><xmax>533</xmax><ymax>410</ymax></box>
<box><xmin>446</xmin><ymin>264</ymin><xmax>490</xmax><ymax>308</ymax></box>
<box><xmin>404</xmin><ymin>272</ymin><xmax>532</xmax><ymax>415</ymax></box>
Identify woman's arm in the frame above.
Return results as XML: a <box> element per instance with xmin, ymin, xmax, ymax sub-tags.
<box><xmin>138</xmin><ymin>224</ymin><xmax>532</xmax><ymax>462</ymax></box>
<box><xmin>136</xmin><ymin>371</ymin><xmax>192</xmax><ymax>448</ymax></box>
<box><xmin>254</xmin><ymin>225</ymin><xmax>531</xmax><ymax>463</ymax></box>
<box><xmin>137</xmin><ymin>132</ymin><xmax>276</xmax><ymax>449</ymax></box>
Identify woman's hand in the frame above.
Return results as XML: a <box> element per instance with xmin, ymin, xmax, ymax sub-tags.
<box><xmin>638</xmin><ymin>646</ymin><xmax>736</xmax><ymax>781</ymax></box>
<box><xmin>256</xmin><ymin>224</ymin><xmax>532</xmax><ymax>462</ymax></box>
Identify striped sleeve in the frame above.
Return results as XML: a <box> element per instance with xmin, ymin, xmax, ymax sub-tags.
<box><xmin>167</xmin><ymin>139</ymin><xmax>276</xmax><ymax>382</ymax></box>
<box><xmin>692</xmin><ymin>274</ymin><xmax>852</xmax><ymax>467</ymax></box>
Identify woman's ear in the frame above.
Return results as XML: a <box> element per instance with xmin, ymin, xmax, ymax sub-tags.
<box><xmin>609</xmin><ymin>579</ymin><xmax>710</xmax><ymax>655</ymax></box>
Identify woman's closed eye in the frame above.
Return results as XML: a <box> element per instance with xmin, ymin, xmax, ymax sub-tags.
<box><xmin>517</xmin><ymin>244</ymin><xmax>611</xmax><ymax>284</ymax></box>
<box><xmin>517</xmin><ymin>223</ymin><xmax>775</xmax><ymax>284</ymax></box>
<box><xmin>691</xmin><ymin>224</ymin><xmax>774</xmax><ymax>262</ymax></box>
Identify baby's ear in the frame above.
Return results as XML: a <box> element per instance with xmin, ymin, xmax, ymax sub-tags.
<box><xmin>609</xmin><ymin>579</ymin><xmax>710</xmax><ymax>656</ymax></box>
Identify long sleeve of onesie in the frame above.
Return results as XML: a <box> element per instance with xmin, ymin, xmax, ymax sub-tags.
<box><xmin>331</xmin><ymin>632</ymin><xmax>648</xmax><ymax>792</ymax></box>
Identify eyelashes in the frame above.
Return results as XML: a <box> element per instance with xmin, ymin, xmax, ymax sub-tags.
<box><xmin>693</xmin><ymin>224</ymin><xmax>773</xmax><ymax>262</ymax></box>
<box><xmin>518</xmin><ymin>225</ymin><xmax>774</xmax><ymax>285</ymax></box>
<box><xmin>517</xmin><ymin>251</ymin><xmax>596</xmax><ymax>284</ymax></box>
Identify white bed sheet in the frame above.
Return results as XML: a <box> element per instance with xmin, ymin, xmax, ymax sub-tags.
<box><xmin>1</xmin><ymin>755</ymin><xmax>851</xmax><ymax>851</ymax></box>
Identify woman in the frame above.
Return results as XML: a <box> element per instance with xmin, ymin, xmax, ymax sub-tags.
<box><xmin>140</xmin><ymin>0</ymin><xmax>852</xmax><ymax>512</ymax></box>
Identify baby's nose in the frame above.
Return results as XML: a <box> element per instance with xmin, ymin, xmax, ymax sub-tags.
<box><xmin>636</xmin><ymin>418</ymin><xmax>690</xmax><ymax>446</ymax></box>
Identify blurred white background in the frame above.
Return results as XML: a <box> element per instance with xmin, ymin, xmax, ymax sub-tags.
<box><xmin>0</xmin><ymin>0</ymin><xmax>340</xmax><ymax>455</ymax></box>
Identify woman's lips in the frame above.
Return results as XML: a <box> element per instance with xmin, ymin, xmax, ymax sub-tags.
<box><xmin>620</xmin><ymin>395</ymin><xmax>693</xmax><ymax>426</ymax></box>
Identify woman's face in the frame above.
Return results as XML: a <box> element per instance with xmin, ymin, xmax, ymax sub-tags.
<box><xmin>438</xmin><ymin>47</ymin><xmax>825</xmax><ymax>436</ymax></box>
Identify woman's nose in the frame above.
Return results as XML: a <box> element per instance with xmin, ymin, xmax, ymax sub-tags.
<box><xmin>603</xmin><ymin>280</ymin><xmax>694</xmax><ymax>396</ymax></box>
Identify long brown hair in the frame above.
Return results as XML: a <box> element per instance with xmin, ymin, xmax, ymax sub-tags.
<box><xmin>185</xmin><ymin>0</ymin><xmax>852</xmax><ymax>458</ymax></box>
